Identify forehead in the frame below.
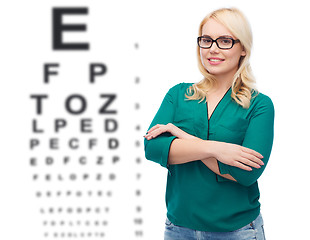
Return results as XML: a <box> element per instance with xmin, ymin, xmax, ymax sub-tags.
<box><xmin>201</xmin><ymin>18</ymin><xmax>235</xmax><ymax>38</ymax></box>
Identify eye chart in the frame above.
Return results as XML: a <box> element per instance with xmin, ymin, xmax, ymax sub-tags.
<box><xmin>1</xmin><ymin>1</ymin><xmax>149</xmax><ymax>239</ymax></box>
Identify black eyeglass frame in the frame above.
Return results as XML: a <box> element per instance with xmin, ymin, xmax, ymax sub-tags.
<box><xmin>197</xmin><ymin>36</ymin><xmax>240</xmax><ymax>50</ymax></box>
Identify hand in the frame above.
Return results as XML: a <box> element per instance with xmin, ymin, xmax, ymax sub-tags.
<box><xmin>144</xmin><ymin>123</ymin><xmax>198</xmax><ymax>140</ymax></box>
<box><xmin>211</xmin><ymin>141</ymin><xmax>264</xmax><ymax>171</ymax></box>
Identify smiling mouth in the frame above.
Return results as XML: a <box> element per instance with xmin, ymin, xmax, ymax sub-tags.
<box><xmin>208</xmin><ymin>58</ymin><xmax>224</xmax><ymax>62</ymax></box>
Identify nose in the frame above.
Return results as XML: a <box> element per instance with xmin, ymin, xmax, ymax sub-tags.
<box><xmin>209</xmin><ymin>41</ymin><xmax>219</xmax><ymax>53</ymax></box>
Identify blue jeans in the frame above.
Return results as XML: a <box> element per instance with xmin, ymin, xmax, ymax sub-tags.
<box><xmin>164</xmin><ymin>213</ymin><xmax>266</xmax><ymax>240</ymax></box>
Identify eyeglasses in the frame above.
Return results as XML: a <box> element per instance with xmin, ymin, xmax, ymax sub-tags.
<box><xmin>197</xmin><ymin>36</ymin><xmax>240</xmax><ymax>50</ymax></box>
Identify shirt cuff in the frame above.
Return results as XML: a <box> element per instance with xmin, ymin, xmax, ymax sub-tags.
<box><xmin>216</xmin><ymin>161</ymin><xmax>230</xmax><ymax>183</ymax></box>
<box><xmin>218</xmin><ymin>161</ymin><xmax>230</xmax><ymax>174</ymax></box>
<box><xmin>160</xmin><ymin>136</ymin><xmax>177</xmax><ymax>168</ymax></box>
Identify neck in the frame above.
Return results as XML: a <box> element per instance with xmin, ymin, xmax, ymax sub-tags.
<box><xmin>213</xmin><ymin>70</ymin><xmax>237</xmax><ymax>92</ymax></box>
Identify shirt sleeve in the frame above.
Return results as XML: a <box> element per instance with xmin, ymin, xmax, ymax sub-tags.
<box><xmin>217</xmin><ymin>95</ymin><xmax>275</xmax><ymax>187</ymax></box>
<box><xmin>144</xmin><ymin>84</ymin><xmax>180</xmax><ymax>168</ymax></box>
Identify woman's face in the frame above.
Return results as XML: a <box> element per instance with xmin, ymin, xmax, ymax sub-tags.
<box><xmin>200</xmin><ymin>18</ymin><xmax>246</xmax><ymax>80</ymax></box>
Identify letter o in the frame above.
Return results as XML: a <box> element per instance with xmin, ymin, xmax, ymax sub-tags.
<box><xmin>65</xmin><ymin>94</ymin><xmax>87</xmax><ymax>115</ymax></box>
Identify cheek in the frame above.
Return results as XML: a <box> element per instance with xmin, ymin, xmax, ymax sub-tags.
<box><xmin>226</xmin><ymin>52</ymin><xmax>241</xmax><ymax>66</ymax></box>
<box><xmin>228</xmin><ymin>48</ymin><xmax>244</xmax><ymax>63</ymax></box>
<box><xmin>200</xmin><ymin>50</ymin><xmax>208</xmax><ymax>67</ymax></box>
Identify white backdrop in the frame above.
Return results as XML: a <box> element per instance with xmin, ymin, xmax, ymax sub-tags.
<box><xmin>1</xmin><ymin>0</ymin><xmax>309</xmax><ymax>239</ymax></box>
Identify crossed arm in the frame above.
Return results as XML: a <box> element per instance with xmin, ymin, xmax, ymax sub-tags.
<box><xmin>144</xmin><ymin>123</ymin><xmax>264</xmax><ymax>182</ymax></box>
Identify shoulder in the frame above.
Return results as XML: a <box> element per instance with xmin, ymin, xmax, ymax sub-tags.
<box><xmin>169</xmin><ymin>82</ymin><xmax>193</xmax><ymax>92</ymax></box>
<box><xmin>252</xmin><ymin>91</ymin><xmax>273</xmax><ymax>107</ymax></box>
<box><xmin>166</xmin><ymin>82</ymin><xmax>194</xmax><ymax>96</ymax></box>
<box><xmin>250</xmin><ymin>91</ymin><xmax>275</xmax><ymax>116</ymax></box>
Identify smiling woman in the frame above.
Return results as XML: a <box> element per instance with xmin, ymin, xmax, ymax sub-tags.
<box><xmin>144</xmin><ymin>7</ymin><xmax>274</xmax><ymax>240</ymax></box>
<box><xmin>189</xmin><ymin>8</ymin><xmax>256</xmax><ymax>109</ymax></box>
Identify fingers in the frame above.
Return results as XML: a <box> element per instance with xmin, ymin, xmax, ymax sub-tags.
<box><xmin>240</xmin><ymin>152</ymin><xmax>264</xmax><ymax>168</ymax></box>
<box><xmin>242</xmin><ymin>147</ymin><xmax>263</xmax><ymax>159</ymax></box>
<box><xmin>239</xmin><ymin>157</ymin><xmax>260</xmax><ymax>169</ymax></box>
<box><xmin>235</xmin><ymin>147</ymin><xmax>264</xmax><ymax>170</ymax></box>
<box><xmin>233</xmin><ymin>161</ymin><xmax>252</xmax><ymax>171</ymax></box>
<box><xmin>144</xmin><ymin>129</ymin><xmax>161</xmax><ymax>140</ymax></box>
<box><xmin>144</xmin><ymin>124</ymin><xmax>167</xmax><ymax>140</ymax></box>
<box><xmin>147</xmin><ymin>124</ymin><xmax>162</xmax><ymax>133</ymax></box>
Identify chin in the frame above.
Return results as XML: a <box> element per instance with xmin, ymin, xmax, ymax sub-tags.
<box><xmin>206</xmin><ymin>68</ymin><xmax>222</xmax><ymax>76</ymax></box>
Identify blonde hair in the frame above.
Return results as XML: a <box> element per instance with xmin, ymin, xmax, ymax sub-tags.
<box><xmin>186</xmin><ymin>7</ymin><xmax>257</xmax><ymax>108</ymax></box>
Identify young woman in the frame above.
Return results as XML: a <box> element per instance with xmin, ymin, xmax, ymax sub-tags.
<box><xmin>144</xmin><ymin>7</ymin><xmax>274</xmax><ymax>240</ymax></box>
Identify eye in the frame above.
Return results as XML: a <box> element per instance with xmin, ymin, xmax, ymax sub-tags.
<box><xmin>202</xmin><ymin>37</ymin><xmax>212</xmax><ymax>43</ymax></box>
<box><xmin>218</xmin><ymin>38</ymin><xmax>233</xmax><ymax>45</ymax></box>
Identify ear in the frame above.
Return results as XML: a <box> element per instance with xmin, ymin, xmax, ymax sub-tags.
<box><xmin>241</xmin><ymin>47</ymin><xmax>246</xmax><ymax>57</ymax></box>
<box><xmin>241</xmin><ymin>49</ymin><xmax>246</xmax><ymax>57</ymax></box>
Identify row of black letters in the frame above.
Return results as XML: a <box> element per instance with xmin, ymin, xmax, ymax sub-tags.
<box><xmin>30</xmin><ymin>156</ymin><xmax>120</xmax><ymax>166</ymax></box>
<box><xmin>32</xmin><ymin>173</ymin><xmax>116</xmax><ymax>181</ymax></box>
<box><xmin>40</xmin><ymin>207</ymin><xmax>108</xmax><ymax>214</ymax></box>
<box><xmin>31</xmin><ymin>94</ymin><xmax>116</xmax><ymax>115</ymax></box>
<box><xmin>30</xmin><ymin>138</ymin><xmax>119</xmax><ymax>150</ymax></box>
<box><xmin>32</xmin><ymin>118</ymin><xmax>117</xmax><ymax>133</ymax></box>
<box><xmin>43</xmin><ymin>232</ymin><xmax>105</xmax><ymax>238</ymax></box>
<box><xmin>42</xmin><ymin>218</ymin><xmax>142</xmax><ymax>227</ymax></box>
<box><xmin>43</xmin><ymin>220</ymin><xmax>108</xmax><ymax>227</ymax></box>
<box><xmin>36</xmin><ymin>190</ymin><xmax>112</xmax><ymax>198</ymax></box>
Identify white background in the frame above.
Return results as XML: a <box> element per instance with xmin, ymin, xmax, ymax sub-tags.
<box><xmin>1</xmin><ymin>0</ymin><xmax>310</xmax><ymax>239</ymax></box>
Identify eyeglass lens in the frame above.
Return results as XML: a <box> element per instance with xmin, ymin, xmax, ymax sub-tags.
<box><xmin>199</xmin><ymin>37</ymin><xmax>234</xmax><ymax>49</ymax></box>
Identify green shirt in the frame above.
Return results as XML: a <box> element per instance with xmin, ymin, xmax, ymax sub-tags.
<box><xmin>144</xmin><ymin>82</ymin><xmax>274</xmax><ymax>232</ymax></box>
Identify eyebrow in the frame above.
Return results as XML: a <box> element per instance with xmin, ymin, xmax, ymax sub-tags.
<box><xmin>201</xmin><ymin>34</ymin><xmax>234</xmax><ymax>38</ymax></box>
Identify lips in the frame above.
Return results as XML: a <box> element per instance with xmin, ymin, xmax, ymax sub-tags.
<box><xmin>207</xmin><ymin>57</ymin><xmax>224</xmax><ymax>65</ymax></box>
<box><xmin>208</xmin><ymin>57</ymin><xmax>224</xmax><ymax>62</ymax></box>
